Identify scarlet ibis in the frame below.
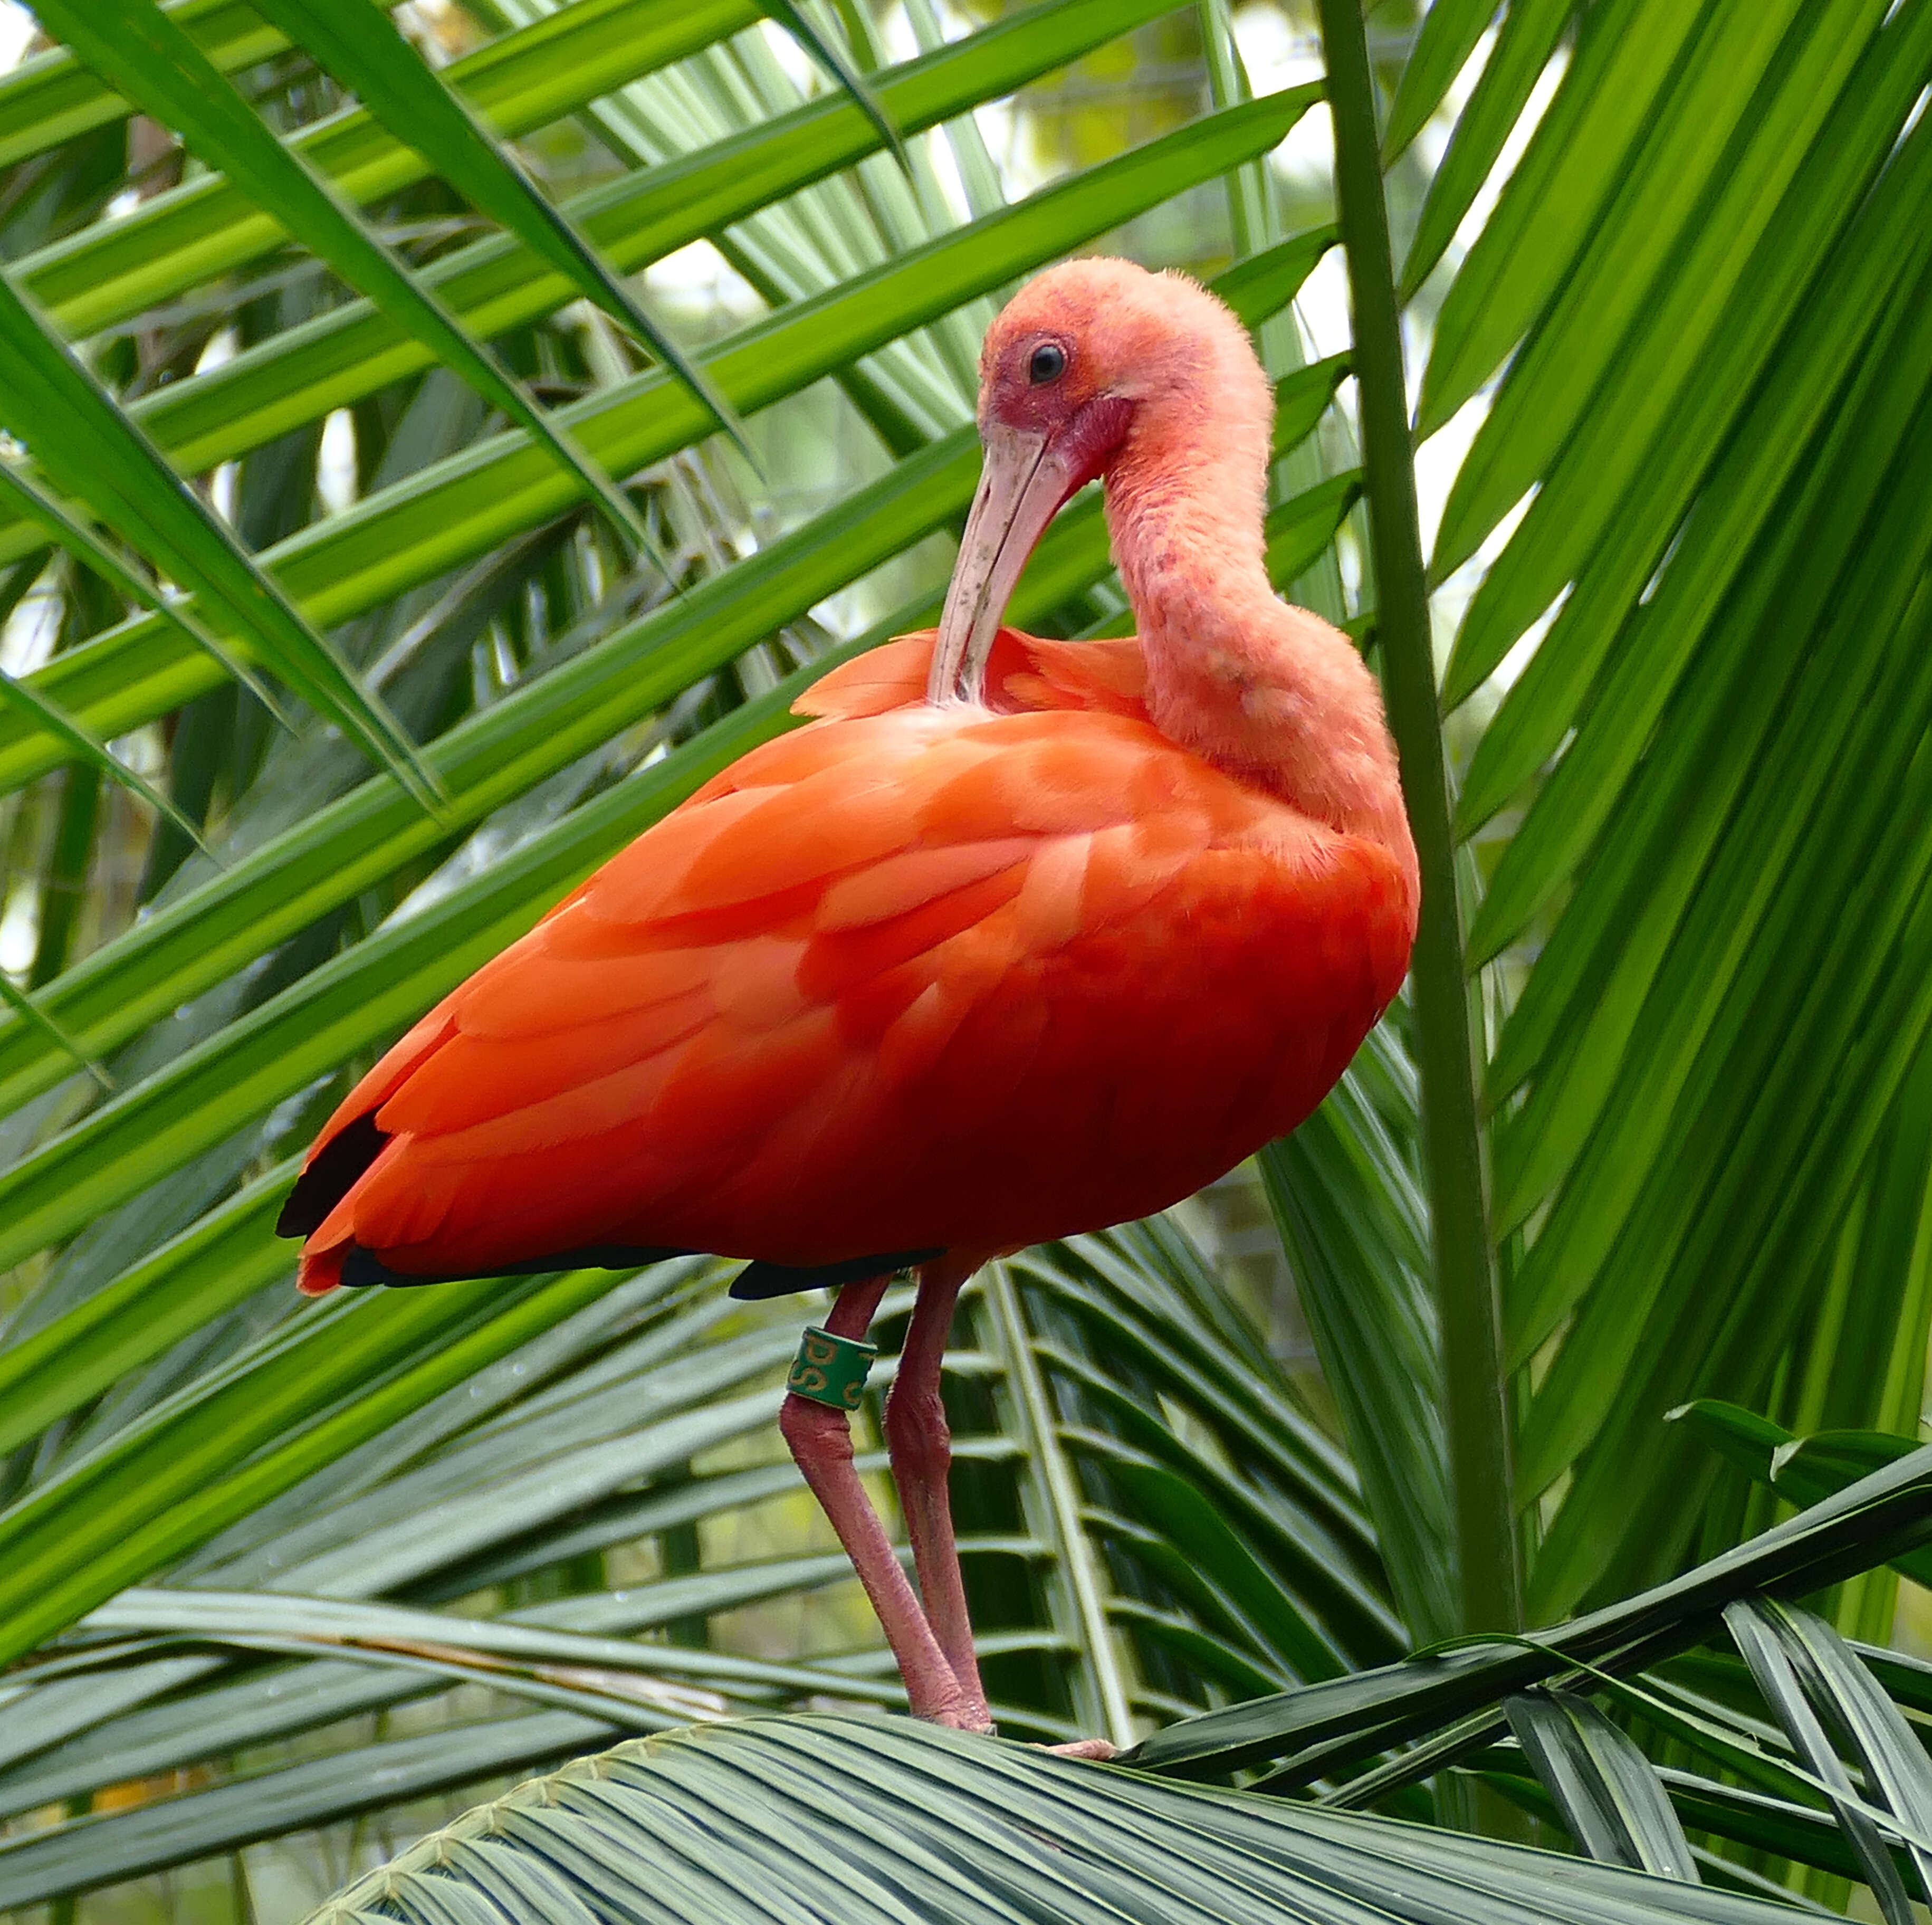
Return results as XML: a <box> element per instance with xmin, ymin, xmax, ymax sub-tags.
<box><xmin>279</xmin><ymin>258</ymin><xmax>1417</xmax><ymax>1743</ymax></box>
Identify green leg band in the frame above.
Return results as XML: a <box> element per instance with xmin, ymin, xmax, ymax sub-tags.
<box><xmin>787</xmin><ymin>1325</ymin><xmax>878</xmax><ymax>1411</ymax></box>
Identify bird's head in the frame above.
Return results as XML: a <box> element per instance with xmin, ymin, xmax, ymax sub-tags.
<box><xmin>929</xmin><ymin>256</ymin><xmax>1271</xmax><ymax>703</ymax></box>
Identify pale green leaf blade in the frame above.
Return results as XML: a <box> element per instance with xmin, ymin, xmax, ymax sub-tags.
<box><xmin>0</xmin><ymin>971</ymin><xmax>111</xmax><ymax>1095</ymax></box>
<box><xmin>1505</xmin><ymin>1690</ymin><xmax>1701</xmax><ymax>1879</ymax></box>
<box><xmin>0</xmin><ymin>267</ymin><xmax>441</xmax><ymax>807</ymax></box>
<box><xmin>1128</xmin><ymin>1444</ymin><xmax>1932</xmax><ymax>1777</ymax></box>
<box><xmin>0</xmin><ymin>1267</ymin><xmax>641</xmax><ymax>1666</ymax></box>
<box><xmin>0</xmin><ymin>0</ymin><xmax>327</xmax><ymax>169</ymax></box>
<box><xmin>1725</xmin><ymin>1601</ymin><xmax>1916</xmax><ymax>1925</ymax></box>
<box><xmin>298</xmin><ymin>1716</ymin><xmax>1810</xmax><ymax>1925</ymax></box>
<box><xmin>247</xmin><ymin>0</ymin><xmax>749</xmax><ymax>452</ymax></box>
<box><xmin>14</xmin><ymin>0</ymin><xmax>762</xmax><ymax>345</ymax></box>
<box><xmin>0</xmin><ymin>667</ymin><xmax>208</xmax><ymax>858</ymax></box>
<box><xmin>752</xmin><ymin>0</ymin><xmax>908</xmax><ymax>171</ymax></box>
<box><xmin>1414</xmin><ymin>0</ymin><xmax>1706</xmax><ymax>443</ymax></box>
<box><xmin>1258</xmin><ymin>1031</ymin><xmax>1455</xmax><ymax>1648</ymax></box>
<box><xmin>0</xmin><ymin>450</ymin><xmax>295</xmax><ymax>730</ymax></box>
<box><xmin>1752</xmin><ymin>1601</ymin><xmax>1932</xmax><ymax>1907</ymax></box>
<box><xmin>1398</xmin><ymin>0</ymin><xmax>1570</xmax><ymax>299</ymax></box>
<box><xmin>1440</xmin><ymin>0</ymin><xmax>1909</xmax><ymax>707</ymax></box>
<box><xmin>32</xmin><ymin>0</ymin><xmax>661</xmax><ymax>558</ymax></box>
<box><xmin>1383</xmin><ymin>0</ymin><xmax>1497</xmax><ymax>162</ymax></box>
<box><xmin>1459</xmin><ymin>11</ymin><xmax>1932</xmax><ymax>933</ymax></box>
<box><xmin>0</xmin><ymin>1164</ymin><xmax>292</xmax><ymax>1458</ymax></box>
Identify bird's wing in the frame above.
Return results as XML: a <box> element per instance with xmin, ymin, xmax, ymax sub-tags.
<box><xmin>296</xmin><ymin>705</ymin><xmax>1168</xmax><ymax>1269</ymax></box>
<box><xmin>289</xmin><ymin>638</ymin><xmax>1072</xmax><ymax>1220</ymax></box>
<box><xmin>294</xmin><ymin>666</ymin><xmax>1408</xmax><ymax>1285</ymax></box>
<box><xmin>791</xmin><ymin>633</ymin><xmax>936</xmax><ymax>719</ymax></box>
<box><xmin>996</xmin><ymin>635</ymin><xmax>1147</xmax><ymax>715</ymax></box>
<box><xmin>793</xmin><ymin>629</ymin><xmax>1147</xmax><ymax>722</ymax></box>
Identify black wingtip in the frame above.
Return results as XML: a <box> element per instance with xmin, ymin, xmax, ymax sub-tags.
<box><xmin>729</xmin><ymin>1249</ymin><xmax>944</xmax><ymax>1301</ymax></box>
<box><xmin>339</xmin><ymin>1242</ymin><xmax>692</xmax><ymax>1288</ymax></box>
<box><xmin>277</xmin><ymin>1112</ymin><xmax>388</xmax><ymax>1238</ymax></box>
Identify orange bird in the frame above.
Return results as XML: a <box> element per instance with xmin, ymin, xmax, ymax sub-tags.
<box><xmin>279</xmin><ymin>259</ymin><xmax>1418</xmax><ymax>1743</ymax></box>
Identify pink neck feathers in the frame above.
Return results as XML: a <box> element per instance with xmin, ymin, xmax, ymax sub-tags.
<box><xmin>1102</xmin><ymin>322</ymin><xmax>1413</xmax><ymax>868</ymax></box>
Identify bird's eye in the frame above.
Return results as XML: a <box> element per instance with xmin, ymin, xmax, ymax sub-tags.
<box><xmin>1028</xmin><ymin>342</ymin><xmax>1067</xmax><ymax>385</ymax></box>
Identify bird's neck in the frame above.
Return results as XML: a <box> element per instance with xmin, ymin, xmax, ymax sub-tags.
<box><xmin>1104</xmin><ymin>435</ymin><xmax>1413</xmax><ymax>864</ymax></box>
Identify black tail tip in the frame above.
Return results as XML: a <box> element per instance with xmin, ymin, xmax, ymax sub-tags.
<box><xmin>276</xmin><ymin>1112</ymin><xmax>387</xmax><ymax>1239</ymax></box>
<box><xmin>729</xmin><ymin>1249</ymin><xmax>944</xmax><ymax>1300</ymax></box>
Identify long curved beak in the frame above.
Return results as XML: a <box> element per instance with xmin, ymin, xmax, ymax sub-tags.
<box><xmin>926</xmin><ymin>427</ymin><xmax>1080</xmax><ymax>706</ymax></box>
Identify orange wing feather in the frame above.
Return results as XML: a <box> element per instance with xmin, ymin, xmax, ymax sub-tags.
<box><xmin>294</xmin><ymin>630</ymin><xmax>1414</xmax><ymax>1292</ymax></box>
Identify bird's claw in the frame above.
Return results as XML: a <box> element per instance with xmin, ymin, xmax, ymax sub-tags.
<box><xmin>920</xmin><ymin>1710</ymin><xmax>1109</xmax><ymax>1756</ymax></box>
<box><xmin>1038</xmin><ymin>1737</ymin><xmax>1117</xmax><ymax>1760</ymax></box>
<box><xmin>921</xmin><ymin>1708</ymin><xmax>997</xmax><ymax>1737</ymax></box>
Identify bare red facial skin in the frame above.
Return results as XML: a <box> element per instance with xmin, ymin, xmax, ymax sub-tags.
<box><xmin>980</xmin><ymin>332</ymin><xmax>1079</xmax><ymax>434</ymax></box>
<box><xmin>980</xmin><ymin>333</ymin><xmax>1137</xmax><ymax>509</ymax></box>
<box><xmin>926</xmin><ymin>296</ymin><xmax>1153</xmax><ymax>706</ymax></box>
<box><xmin>1049</xmin><ymin>393</ymin><xmax>1136</xmax><ymax>498</ymax></box>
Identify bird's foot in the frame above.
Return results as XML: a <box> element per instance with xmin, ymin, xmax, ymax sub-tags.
<box><xmin>1039</xmin><ymin>1737</ymin><xmax>1117</xmax><ymax>1761</ymax></box>
<box><xmin>920</xmin><ymin>1712</ymin><xmax>1109</xmax><ymax>1755</ymax></box>
<box><xmin>922</xmin><ymin>1708</ymin><xmax>997</xmax><ymax>1736</ymax></box>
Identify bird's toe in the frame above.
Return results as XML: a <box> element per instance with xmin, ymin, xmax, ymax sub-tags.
<box><xmin>1039</xmin><ymin>1737</ymin><xmax>1117</xmax><ymax>1760</ymax></box>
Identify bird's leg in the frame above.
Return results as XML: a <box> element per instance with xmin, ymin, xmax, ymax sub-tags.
<box><xmin>778</xmin><ymin>1275</ymin><xmax>977</xmax><ymax>1729</ymax></box>
<box><xmin>882</xmin><ymin>1257</ymin><xmax>992</xmax><ymax>1735</ymax></box>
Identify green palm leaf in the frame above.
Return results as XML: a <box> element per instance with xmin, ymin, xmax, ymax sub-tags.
<box><xmin>4</xmin><ymin>0</ymin><xmax>1931</xmax><ymax>1911</ymax></box>
<box><xmin>248</xmin><ymin>0</ymin><xmax>747</xmax><ymax>450</ymax></box>
<box><xmin>0</xmin><ymin>265</ymin><xmax>441</xmax><ymax>805</ymax></box>
<box><xmin>33</xmin><ymin>0</ymin><xmax>678</xmax><ymax>555</ymax></box>
<box><xmin>286</xmin><ymin>1716</ymin><xmax>1809</xmax><ymax>1925</ymax></box>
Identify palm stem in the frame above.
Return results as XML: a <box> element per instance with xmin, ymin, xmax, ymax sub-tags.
<box><xmin>1314</xmin><ymin>0</ymin><xmax>1521</xmax><ymax>1638</ymax></box>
